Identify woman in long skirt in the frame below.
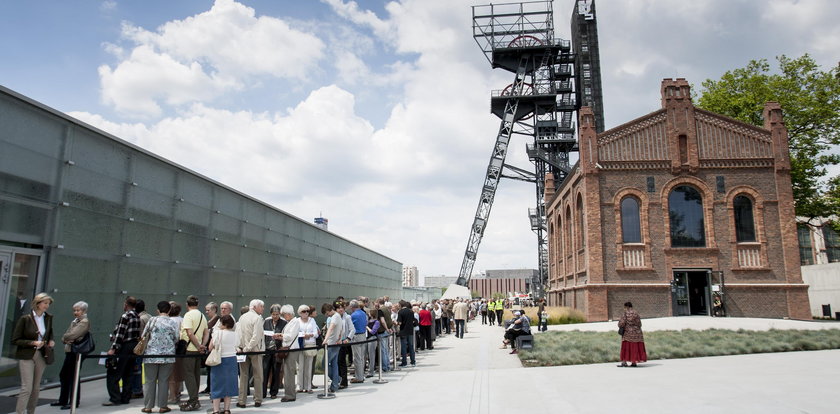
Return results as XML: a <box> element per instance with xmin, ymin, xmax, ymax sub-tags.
<box><xmin>617</xmin><ymin>301</ymin><xmax>647</xmax><ymax>367</ymax></box>
<box><xmin>209</xmin><ymin>315</ymin><xmax>239</xmax><ymax>414</ymax></box>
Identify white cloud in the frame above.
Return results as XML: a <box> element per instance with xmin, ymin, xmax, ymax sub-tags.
<box><xmin>99</xmin><ymin>0</ymin><xmax>325</xmax><ymax>117</ymax></box>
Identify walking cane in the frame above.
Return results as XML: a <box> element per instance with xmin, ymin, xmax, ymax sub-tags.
<box><xmin>70</xmin><ymin>353</ymin><xmax>82</xmax><ymax>414</ymax></box>
<box><xmin>317</xmin><ymin>343</ymin><xmax>335</xmax><ymax>399</ymax></box>
<box><xmin>373</xmin><ymin>336</ymin><xmax>387</xmax><ymax>384</ymax></box>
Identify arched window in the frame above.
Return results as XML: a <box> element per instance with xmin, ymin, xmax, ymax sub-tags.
<box><xmin>621</xmin><ymin>197</ymin><xmax>642</xmax><ymax>243</ymax></box>
<box><xmin>576</xmin><ymin>195</ymin><xmax>585</xmax><ymax>249</ymax></box>
<box><xmin>733</xmin><ymin>195</ymin><xmax>756</xmax><ymax>242</ymax></box>
<box><xmin>565</xmin><ymin>207</ymin><xmax>573</xmax><ymax>255</ymax></box>
<box><xmin>669</xmin><ymin>185</ymin><xmax>705</xmax><ymax>247</ymax></box>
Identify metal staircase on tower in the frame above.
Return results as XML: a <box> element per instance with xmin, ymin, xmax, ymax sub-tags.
<box><xmin>456</xmin><ymin>1</ymin><xmax>581</xmax><ymax>297</ymax></box>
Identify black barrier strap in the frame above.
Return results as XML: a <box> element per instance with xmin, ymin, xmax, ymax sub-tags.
<box><xmin>82</xmin><ymin>333</ymin><xmax>390</xmax><ymax>360</ymax></box>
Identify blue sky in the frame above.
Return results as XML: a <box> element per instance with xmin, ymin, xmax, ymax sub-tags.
<box><xmin>1</xmin><ymin>0</ymin><xmax>838</xmax><ymax>281</ymax></box>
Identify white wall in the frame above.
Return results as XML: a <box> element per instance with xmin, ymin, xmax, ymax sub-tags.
<box><xmin>802</xmin><ymin>262</ymin><xmax>840</xmax><ymax>317</ymax></box>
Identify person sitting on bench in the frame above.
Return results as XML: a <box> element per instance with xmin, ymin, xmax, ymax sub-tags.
<box><xmin>500</xmin><ymin>311</ymin><xmax>531</xmax><ymax>354</ymax></box>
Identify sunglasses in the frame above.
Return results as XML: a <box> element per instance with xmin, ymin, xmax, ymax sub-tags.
<box><xmin>301</xmin><ymin>310</ymin><xmax>309</xmax><ymax>314</ymax></box>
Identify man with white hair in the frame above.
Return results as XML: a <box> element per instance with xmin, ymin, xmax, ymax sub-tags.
<box><xmin>236</xmin><ymin>299</ymin><xmax>265</xmax><ymax>408</ymax></box>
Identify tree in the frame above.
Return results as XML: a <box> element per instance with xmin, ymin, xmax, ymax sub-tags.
<box><xmin>696</xmin><ymin>55</ymin><xmax>840</xmax><ymax>219</ymax></box>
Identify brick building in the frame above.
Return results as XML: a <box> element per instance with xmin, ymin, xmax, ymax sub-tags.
<box><xmin>545</xmin><ymin>78</ymin><xmax>811</xmax><ymax>321</ymax></box>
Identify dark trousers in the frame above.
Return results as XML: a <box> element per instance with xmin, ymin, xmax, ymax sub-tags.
<box><xmin>504</xmin><ymin>329</ymin><xmax>528</xmax><ymax>349</ymax></box>
<box><xmin>481</xmin><ymin>311</ymin><xmax>487</xmax><ymax>324</ymax></box>
<box><xmin>58</xmin><ymin>351</ymin><xmax>81</xmax><ymax>406</ymax></box>
<box><xmin>106</xmin><ymin>340</ymin><xmax>138</xmax><ymax>404</ymax></box>
<box><xmin>434</xmin><ymin>319</ymin><xmax>442</xmax><ymax>336</ymax></box>
<box><xmin>418</xmin><ymin>325</ymin><xmax>433</xmax><ymax>350</ymax></box>
<box><xmin>488</xmin><ymin>310</ymin><xmax>496</xmax><ymax>325</ymax></box>
<box><xmin>495</xmin><ymin>310</ymin><xmax>504</xmax><ymax>326</ymax></box>
<box><xmin>262</xmin><ymin>353</ymin><xmax>283</xmax><ymax>397</ymax></box>
<box><xmin>455</xmin><ymin>319</ymin><xmax>465</xmax><ymax>338</ymax></box>
<box><xmin>338</xmin><ymin>345</ymin><xmax>350</xmax><ymax>386</ymax></box>
<box><xmin>441</xmin><ymin>317</ymin><xmax>450</xmax><ymax>334</ymax></box>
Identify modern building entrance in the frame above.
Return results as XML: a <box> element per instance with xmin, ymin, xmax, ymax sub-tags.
<box><xmin>672</xmin><ymin>270</ymin><xmax>711</xmax><ymax>316</ymax></box>
<box><xmin>0</xmin><ymin>246</ymin><xmax>44</xmax><ymax>390</ymax></box>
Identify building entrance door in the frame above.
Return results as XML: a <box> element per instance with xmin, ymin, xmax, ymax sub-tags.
<box><xmin>672</xmin><ymin>270</ymin><xmax>712</xmax><ymax>316</ymax></box>
<box><xmin>0</xmin><ymin>248</ymin><xmax>43</xmax><ymax>390</ymax></box>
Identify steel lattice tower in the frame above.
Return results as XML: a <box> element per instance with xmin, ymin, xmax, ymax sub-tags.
<box><xmin>457</xmin><ymin>0</ymin><xmax>603</xmax><ymax>297</ymax></box>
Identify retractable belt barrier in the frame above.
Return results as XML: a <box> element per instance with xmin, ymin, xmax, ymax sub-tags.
<box><xmin>71</xmin><ymin>334</ymin><xmax>393</xmax><ymax>413</ymax></box>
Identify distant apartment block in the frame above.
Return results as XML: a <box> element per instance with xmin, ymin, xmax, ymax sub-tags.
<box><xmin>403</xmin><ymin>265</ymin><xmax>419</xmax><ymax>287</ymax></box>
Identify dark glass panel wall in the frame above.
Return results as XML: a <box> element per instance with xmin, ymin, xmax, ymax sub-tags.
<box><xmin>0</xmin><ymin>86</ymin><xmax>402</xmax><ymax>389</ymax></box>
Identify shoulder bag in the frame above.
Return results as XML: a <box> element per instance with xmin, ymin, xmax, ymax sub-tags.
<box><xmin>204</xmin><ymin>330</ymin><xmax>222</xmax><ymax>367</ymax></box>
<box><xmin>176</xmin><ymin>316</ymin><xmax>203</xmax><ymax>355</ymax></box>
<box><xmin>43</xmin><ymin>346</ymin><xmax>55</xmax><ymax>364</ymax></box>
<box><xmin>134</xmin><ymin>317</ymin><xmax>156</xmax><ymax>356</ymax></box>
<box><xmin>71</xmin><ymin>331</ymin><xmax>95</xmax><ymax>354</ymax></box>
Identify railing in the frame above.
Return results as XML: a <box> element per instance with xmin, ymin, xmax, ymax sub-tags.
<box><xmin>737</xmin><ymin>244</ymin><xmax>762</xmax><ymax>268</ymax></box>
<box><xmin>622</xmin><ymin>245</ymin><xmax>646</xmax><ymax>268</ymax></box>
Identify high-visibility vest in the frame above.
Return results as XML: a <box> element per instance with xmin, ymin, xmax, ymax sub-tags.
<box><xmin>487</xmin><ymin>301</ymin><xmax>495</xmax><ymax>311</ymax></box>
<box><xmin>495</xmin><ymin>300</ymin><xmax>504</xmax><ymax>310</ymax></box>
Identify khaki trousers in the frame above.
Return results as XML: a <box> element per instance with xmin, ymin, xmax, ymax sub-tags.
<box><xmin>282</xmin><ymin>352</ymin><xmax>297</xmax><ymax>399</ymax></box>
<box><xmin>17</xmin><ymin>350</ymin><xmax>46</xmax><ymax>414</ymax></box>
<box><xmin>238</xmin><ymin>354</ymin><xmax>263</xmax><ymax>404</ymax></box>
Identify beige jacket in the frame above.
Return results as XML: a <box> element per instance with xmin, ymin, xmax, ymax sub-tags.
<box><xmin>236</xmin><ymin>309</ymin><xmax>265</xmax><ymax>352</ymax></box>
<box><xmin>62</xmin><ymin>316</ymin><xmax>90</xmax><ymax>352</ymax></box>
<box><xmin>453</xmin><ymin>302</ymin><xmax>469</xmax><ymax>320</ymax></box>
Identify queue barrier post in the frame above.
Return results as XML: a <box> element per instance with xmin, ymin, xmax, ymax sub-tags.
<box><xmin>70</xmin><ymin>352</ymin><xmax>82</xmax><ymax>414</ymax></box>
<box><xmin>373</xmin><ymin>335</ymin><xmax>387</xmax><ymax>384</ymax></box>
<box><xmin>317</xmin><ymin>343</ymin><xmax>336</xmax><ymax>399</ymax></box>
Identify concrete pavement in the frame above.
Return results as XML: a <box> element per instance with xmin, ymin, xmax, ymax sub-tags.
<box><xmin>11</xmin><ymin>317</ymin><xmax>840</xmax><ymax>413</ymax></box>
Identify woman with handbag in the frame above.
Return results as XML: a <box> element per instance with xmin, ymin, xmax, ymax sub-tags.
<box><xmin>208</xmin><ymin>315</ymin><xmax>238</xmax><ymax>414</ymax></box>
<box><xmin>295</xmin><ymin>305</ymin><xmax>319</xmax><ymax>394</ymax></box>
<box><xmin>11</xmin><ymin>292</ymin><xmax>55</xmax><ymax>414</ymax></box>
<box><xmin>617</xmin><ymin>301</ymin><xmax>647</xmax><ymax>367</ymax></box>
<box><xmin>51</xmin><ymin>301</ymin><xmax>90</xmax><ymax>410</ymax></box>
<box><xmin>141</xmin><ymin>301</ymin><xmax>180</xmax><ymax>413</ymax></box>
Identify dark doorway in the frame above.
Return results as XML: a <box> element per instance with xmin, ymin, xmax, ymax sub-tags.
<box><xmin>672</xmin><ymin>270</ymin><xmax>711</xmax><ymax>316</ymax></box>
<box><xmin>687</xmin><ymin>272</ymin><xmax>709</xmax><ymax>315</ymax></box>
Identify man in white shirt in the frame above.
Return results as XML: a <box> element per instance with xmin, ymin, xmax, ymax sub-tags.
<box><xmin>236</xmin><ymin>299</ymin><xmax>265</xmax><ymax>408</ymax></box>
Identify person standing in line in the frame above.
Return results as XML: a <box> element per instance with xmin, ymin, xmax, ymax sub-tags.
<box><xmin>141</xmin><ymin>301</ymin><xmax>179</xmax><ymax>414</ymax></box>
<box><xmin>480</xmin><ymin>300</ymin><xmax>488</xmax><ymax>325</ymax></box>
<box><xmin>321</xmin><ymin>303</ymin><xmax>343</xmax><ymax>392</ymax></box>
<box><xmin>235</xmin><ymin>299</ymin><xmax>265</xmax><ymax>408</ymax></box>
<box><xmin>494</xmin><ymin>298</ymin><xmax>505</xmax><ymax>327</ymax></box>
<box><xmin>209</xmin><ymin>315</ymin><xmax>239</xmax><ymax>414</ymax></box>
<box><xmin>12</xmin><ymin>293</ymin><xmax>54</xmax><ymax>414</ymax></box>
<box><xmin>364</xmin><ymin>308</ymin><xmax>381</xmax><ymax>377</ymax></box>
<box><xmin>201</xmin><ymin>302</ymin><xmax>219</xmax><ymax>395</ymax></box>
<box><xmin>178</xmin><ymin>296</ymin><xmax>208</xmax><ymax>412</ymax></box>
<box><xmin>433</xmin><ymin>301</ymin><xmax>443</xmax><ymax>336</ymax></box>
<box><xmin>617</xmin><ymin>302</ymin><xmax>647</xmax><ymax>367</ymax></box>
<box><xmin>417</xmin><ymin>304</ymin><xmax>433</xmax><ymax>350</ymax></box>
<box><xmin>166</xmin><ymin>302</ymin><xmax>184</xmax><ymax>405</ymax></box>
<box><xmin>219</xmin><ymin>301</ymin><xmax>236</xmax><ymax>323</ymax></box>
<box><xmin>262</xmin><ymin>304</ymin><xmax>286</xmax><ymax>399</ymax></box>
<box><xmin>104</xmin><ymin>296</ymin><xmax>141</xmax><ymax>407</ymax></box>
<box><xmin>375</xmin><ymin>299</ymin><xmax>393</xmax><ymax>372</ymax></box>
<box><xmin>335</xmin><ymin>301</ymin><xmax>353</xmax><ymax>389</ymax></box>
<box><xmin>396</xmin><ymin>300</ymin><xmax>416</xmax><ymax>367</ymax></box>
<box><xmin>453</xmin><ymin>299</ymin><xmax>469</xmax><ymax>339</ymax></box>
<box><xmin>131</xmin><ymin>299</ymin><xmax>150</xmax><ymax>400</ymax></box>
<box><xmin>487</xmin><ymin>299</ymin><xmax>496</xmax><ymax>326</ymax></box>
<box><xmin>53</xmin><ymin>301</ymin><xmax>90</xmax><ymax>410</ymax></box>
<box><xmin>441</xmin><ymin>300</ymin><xmax>452</xmax><ymax>334</ymax></box>
<box><xmin>278</xmin><ymin>305</ymin><xmax>299</xmax><ymax>403</ymax></box>
<box><xmin>348</xmin><ymin>300</ymin><xmax>367</xmax><ymax>384</ymax></box>
<box><xmin>295</xmin><ymin>305</ymin><xmax>319</xmax><ymax>393</ymax></box>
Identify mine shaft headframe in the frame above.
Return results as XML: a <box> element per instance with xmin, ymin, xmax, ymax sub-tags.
<box><xmin>472</xmin><ymin>1</ymin><xmax>569</xmax><ymax>72</ymax></box>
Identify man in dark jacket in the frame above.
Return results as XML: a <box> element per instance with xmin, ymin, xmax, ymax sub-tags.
<box><xmin>396</xmin><ymin>301</ymin><xmax>417</xmax><ymax>367</ymax></box>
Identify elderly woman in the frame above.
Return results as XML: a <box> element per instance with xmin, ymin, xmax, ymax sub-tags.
<box><xmin>51</xmin><ymin>301</ymin><xmax>90</xmax><ymax>409</ymax></box>
<box><xmin>140</xmin><ymin>301</ymin><xmax>179</xmax><ymax>413</ymax></box>
<box><xmin>280</xmin><ymin>304</ymin><xmax>300</xmax><ymax>402</ymax></box>
<box><xmin>501</xmin><ymin>310</ymin><xmax>531</xmax><ymax>354</ymax></box>
<box><xmin>209</xmin><ymin>315</ymin><xmax>238</xmax><ymax>414</ymax></box>
<box><xmin>12</xmin><ymin>293</ymin><xmax>55</xmax><ymax>414</ymax></box>
<box><xmin>617</xmin><ymin>301</ymin><xmax>647</xmax><ymax>367</ymax></box>
<box><xmin>295</xmin><ymin>305</ymin><xmax>319</xmax><ymax>393</ymax></box>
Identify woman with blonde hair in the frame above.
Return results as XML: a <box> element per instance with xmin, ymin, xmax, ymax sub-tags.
<box><xmin>295</xmin><ymin>305</ymin><xmax>319</xmax><ymax>394</ymax></box>
<box><xmin>11</xmin><ymin>292</ymin><xmax>55</xmax><ymax>414</ymax></box>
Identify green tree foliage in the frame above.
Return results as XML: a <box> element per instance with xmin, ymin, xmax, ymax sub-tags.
<box><xmin>697</xmin><ymin>55</ymin><xmax>840</xmax><ymax>219</ymax></box>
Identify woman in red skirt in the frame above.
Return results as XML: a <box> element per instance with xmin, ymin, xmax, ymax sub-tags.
<box><xmin>617</xmin><ymin>302</ymin><xmax>647</xmax><ymax>367</ymax></box>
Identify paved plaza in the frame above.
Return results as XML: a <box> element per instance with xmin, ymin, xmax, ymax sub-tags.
<box><xmin>6</xmin><ymin>316</ymin><xmax>840</xmax><ymax>413</ymax></box>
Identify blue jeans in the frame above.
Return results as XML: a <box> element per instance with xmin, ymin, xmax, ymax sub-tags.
<box><xmin>399</xmin><ymin>335</ymin><xmax>415</xmax><ymax>365</ymax></box>
<box><xmin>378</xmin><ymin>333</ymin><xmax>391</xmax><ymax>372</ymax></box>
<box><xmin>455</xmin><ymin>319</ymin><xmax>465</xmax><ymax>338</ymax></box>
<box><xmin>327</xmin><ymin>346</ymin><xmax>340</xmax><ymax>392</ymax></box>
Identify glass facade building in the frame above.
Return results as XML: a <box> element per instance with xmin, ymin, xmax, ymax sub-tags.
<box><xmin>0</xmin><ymin>86</ymin><xmax>403</xmax><ymax>389</ymax></box>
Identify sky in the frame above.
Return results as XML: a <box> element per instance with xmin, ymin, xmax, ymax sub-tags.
<box><xmin>1</xmin><ymin>0</ymin><xmax>838</xmax><ymax>282</ymax></box>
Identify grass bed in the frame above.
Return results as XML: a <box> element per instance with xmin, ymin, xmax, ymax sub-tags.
<box><xmin>517</xmin><ymin>329</ymin><xmax>840</xmax><ymax>367</ymax></box>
